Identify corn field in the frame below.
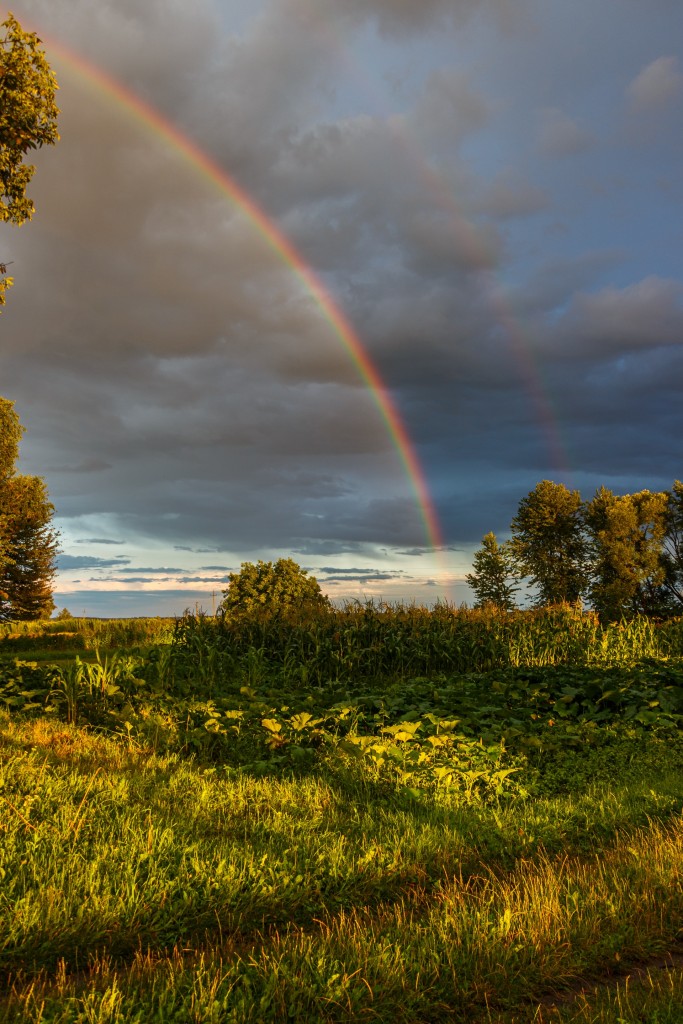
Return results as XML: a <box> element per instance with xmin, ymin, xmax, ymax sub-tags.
<box><xmin>171</xmin><ymin>602</ymin><xmax>683</xmax><ymax>686</ymax></box>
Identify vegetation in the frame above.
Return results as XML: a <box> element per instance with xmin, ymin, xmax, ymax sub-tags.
<box><xmin>1</xmin><ymin>604</ymin><xmax>683</xmax><ymax>1021</ymax></box>
<box><xmin>510</xmin><ymin>480</ymin><xmax>587</xmax><ymax>606</ymax></box>
<box><xmin>219</xmin><ymin>558</ymin><xmax>330</xmax><ymax>617</ymax></box>
<box><xmin>0</xmin><ymin>12</ymin><xmax>60</xmax><ymax>306</ymax></box>
<box><xmin>470</xmin><ymin>477</ymin><xmax>683</xmax><ymax>619</ymax></box>
<box><xmin>170</xmin><ymin>602</ymin><xmax>683</xmax><ymax>685</ymax></box>
<box><xmin>0</xmin><ymin>12</ymin><xmax>679</xmax><ymax>1019</ymax></box>
<box><xmin>0</xmin><ymin>398</ymin><xmax>58</xmax><ymax>621</ymax></box>
<box><xmin>465</xmin><ymin>530</ymin><xmax>518</xmax><ymax>610</ymax></box>
<box><xmin>0</xmin><ymin>14</ymin><xmax>60</xmax><ymax>620</ymax></box>
<box><xmin>0</xmin><ymin>614</ymin><xmax>173</xmax><ymax>657</ymax></box>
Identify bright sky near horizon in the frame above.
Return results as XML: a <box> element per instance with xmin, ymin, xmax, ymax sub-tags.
<box><xmin>2</xmin><ymin>0</ymin><xmax>683</xmax><ymax>616</ymax></box>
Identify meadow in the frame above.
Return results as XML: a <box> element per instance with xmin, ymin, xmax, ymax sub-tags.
<box><xmin>1</xmin><ymin>605</ymin><xmax>683</xmax><ymax>1022</ymax></box>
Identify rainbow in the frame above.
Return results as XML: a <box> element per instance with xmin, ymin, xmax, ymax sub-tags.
<box><xmin>29</xmin><ymin>30</ymin><xmax>447</xmax><ymax>558</ymax></box>
<box><xmin>311</xmin><ymin>21</ymin><xmax>572</xmax><ymax>476</ymax></box>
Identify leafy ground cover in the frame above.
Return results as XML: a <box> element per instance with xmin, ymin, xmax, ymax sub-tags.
<box><xmin>1</xmin><ymin>608</ymin><xmax>683</xmax><ymax>1021</ymax></box>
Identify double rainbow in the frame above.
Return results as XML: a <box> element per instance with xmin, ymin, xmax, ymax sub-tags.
<box><xmin>39</xmin><ymin>35</ymin><xmax>446</xmax><ymax>561</ymax></box>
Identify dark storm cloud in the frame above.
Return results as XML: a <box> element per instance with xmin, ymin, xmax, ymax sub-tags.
<box><xmin>5</xmin><ymin>0</ymin><xmax>683</xmax><ymax>616</ymax></box>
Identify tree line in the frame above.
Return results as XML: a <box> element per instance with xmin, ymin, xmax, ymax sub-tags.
<box><xmin>466</xmin><ymin>479</ymin><xmax>683</xmax><ymax>620</ymax></box>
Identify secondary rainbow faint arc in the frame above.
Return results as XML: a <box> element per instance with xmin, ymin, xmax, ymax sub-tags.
<box><xmin>38</xmin><ymin>33</ymin><xmax>446</xmax><ymax>558</ymax></box>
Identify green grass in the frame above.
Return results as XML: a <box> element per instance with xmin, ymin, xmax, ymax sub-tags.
<box><xmin>1</xmin><ymin>714</ymin><xmax>683</xmax><ymax>1022</ymax></box>
<box><xmin>2</xmin><ymin>607</ymin><xmax>683</xmax><ymax>1020</ymax></box>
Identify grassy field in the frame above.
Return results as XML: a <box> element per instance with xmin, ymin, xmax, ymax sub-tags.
<box><xmin>1</xmin><ymin>606</ymin><xmax>682</xmax><ymax>1021</ymax></box>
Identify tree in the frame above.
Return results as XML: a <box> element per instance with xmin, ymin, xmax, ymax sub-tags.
<box><xmin>510</xmin><ymin>480</ymin><xmax>588</xmax><ymax>606</ymax></box>
<box><xmin>1</xmin><ymin>12</ymin><xmax>60</xmax><ymax>306</ymax></box>
<box><xmin>662</xmin><ymin>481</ymin><xmax>683</xmax><ymax>609</ymax></box>
<box><xmin>0</xmin><ymin>474</ymin><xmax>58</xmax><ymax>620</ymax></box>
<box><xmin>466</xmin><ymin>532</ymin><xmax>519</xmax><ymax>610</ymax></box>
<box><xmin>219</xmin><ymin>558</ymin><xmax>330</xmax><ymax>617</ymax></box>
<box><xmin>585</xmin><ymin>487</ymin><xmax>671</xmax><ymax>620</ymax></box>
<box><xmin>0</xmin><ymin>396</ymin><xmax>22</xmax><ymax>572</ymax></box>
<box><xmin>0</xmin><ymin>398</ymin><xmax>58</xmax><ymax>621</ymax></box>
<box><xmin>0</xmin><ymin>395</ymin><xmax>22</xmax><ymax>481</ymax></box>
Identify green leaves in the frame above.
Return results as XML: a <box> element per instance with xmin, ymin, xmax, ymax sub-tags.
<box><xmin>219</xmin><ymin>559</ymin><xmax>330</xmax><ymax>618</ymax></box>
<box><xmin>0</xmin><ymin>13</ymin><xmax>59</xmax><ymax>308</ymax></box>
<box><xmin>0</xmin><ymin>14</ymin><xmax>59</xmax><ymax>222</ymax></box>
<box><xmin>510</xmin><ymin>480</ymin><xmax>588</xmax><ymax>606</ymax></box>
<box><xmin>466</xmin><ymin>532</ymin><xmax>519</xmax><ymax>611</ymax></box>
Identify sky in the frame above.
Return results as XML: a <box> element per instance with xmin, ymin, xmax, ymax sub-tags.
<box><xmin>2</xmin><ymin>0</ymin><xmax>682</xmax><ymax>617</ymax></box>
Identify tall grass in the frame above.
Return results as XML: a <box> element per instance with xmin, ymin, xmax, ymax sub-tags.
<box><xmin>0</xmin><ymin>616</ymin><xmax>174</xmax><ymax>652</ymax></box>
<box><xmin>171</xmin><ymin>603</ymin><xmax>683</xmax><ymax>685</ymax></box>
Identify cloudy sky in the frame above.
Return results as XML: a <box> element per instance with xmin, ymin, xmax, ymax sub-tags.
<box><xmin>2</xmin><ymin>0</ymin><xmax>682</xmax><ymax>616</ymax></box>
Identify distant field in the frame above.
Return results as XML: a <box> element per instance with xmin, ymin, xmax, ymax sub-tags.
<box><xmin>1</xmin><ymin>605</ymin><xmax>683</xmax><ymax>1021</ymax></box>
<box><xmin>0</xmin><ymin>615</ymin><xmax>175</xmax><ymax>661</ymax></box>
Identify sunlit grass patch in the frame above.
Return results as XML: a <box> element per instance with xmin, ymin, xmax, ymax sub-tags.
<box><xmin>1</xmin><ymin>713</ymin><xmax>683</xmax><ymax>1022</ymax></box>
<box><xmin>2</xmin><ymin>819</ymin><xmax>683</xmax><ymax>1022</ymax></box>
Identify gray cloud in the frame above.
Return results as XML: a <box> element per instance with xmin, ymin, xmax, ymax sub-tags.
<box><xmin>537</xmin><ymin>107</ymin><xmax>595</xmax><ymax>157</ymax></box>
<box><xmin>5</xmin><ymin>0</ymin><xmax>683</xmax><ymax>615</ymax></box>
<box><xmin>74</xmin><ymin>538</ymin><xmax>127</xmax><ymax>545</ymax></box>
<box><xmin>627</xmin><ymin>56</ymin><xmax>683</xmax><ymax>113</ymax></box>
<box><xmin>58</xmin><ymin>555</ymin><xmax>131</xmax><ymax>570</ymax></box>
<box><xmin>50</xmin><ymin>459</ymin><xmax>112</xmax><ymax>473</ymax></box>
<box><xmin>475</xmin><ymin>171</ymin><xmax>550</xmax><ymax>221</ymax></box>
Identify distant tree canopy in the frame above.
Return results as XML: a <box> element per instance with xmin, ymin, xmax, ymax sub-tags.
<box><xmin>468</xmin><ymin>479</ymin><xmax>683</xmax><ymax>621</ymax></box>
<box><xmin>465</xmin><ymin>531</ymin><xmax>518</xmax><ymax>611</ymax></box>
<box><xmin>510</xmin><ymin>480</ymin><xmax>588</xmax><ymax>607</ymax></box>
<box><xmin>0</xmin><ymin>397</ymin><xmax>58</xmax><ymax>621</ymax></box>
<box><xmin>219</xmin><ymin>558</ymin><xmax>330</xmax><ymax>617</ymax></box>
<box><xmin>1</xmin><ymin>12</ymin><xmax>60</xmax><ymax>306</ymax></box>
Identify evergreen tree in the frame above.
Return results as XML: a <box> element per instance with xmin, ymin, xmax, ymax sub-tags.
<box><xmin>510</xmin><ymin>480</ymin><xmax>588</xmax><ymax>606</ymax></box>
<box><xmin>0</xmin><ymin>475</ymin><xmax>58</xmax><ymax>620</ymax></box>
<box><xmin>466</xmin><ymin>532</ymin><xmax>519</xmax><ymax>610</ymax></box>
<box><xmin>0</xmin><ymin>398</ymin><xmax>58</xmax><ymax>621</ymax></box>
